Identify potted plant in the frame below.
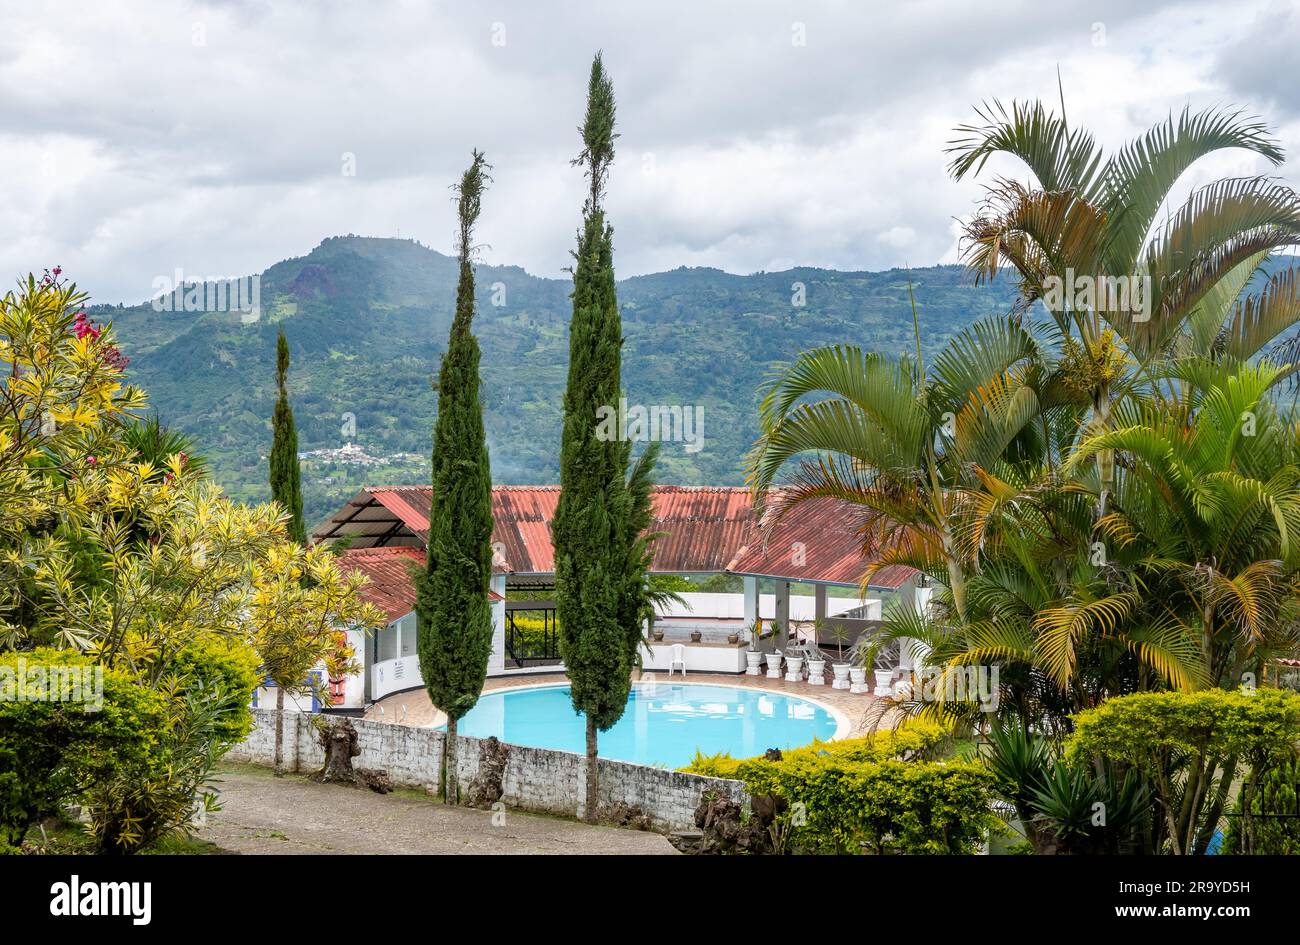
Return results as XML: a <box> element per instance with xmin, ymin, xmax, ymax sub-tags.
<box><xmin>689</xmin><ymin>629</ymin><xmax>703</xmax><ymax>643</ymax></box>
<box><xmin>759</xmin><ymin>629</ymin><xmax>780</xmax><ymax>681</ymax></box>
<box><xmin>847</xmin><ymin>637</ymin><xmax>869</xmax><ymax>693</ymax></box>
<box><xmin>727</xmin><ymin>631</ymin><xmax>740</xmax><ymax>645</ymax></box>
<box><xmin>745</xmin><ymin>620</ymin><xmax>765</xmax><ymax>675</ymax></box>
<box><xmin>783</xmin><ymin>648</ymin><xmax>804</xmax><ymax>682</ymax></box>
<box><xmin>826</xmin><ymin>621</ymin><xmax>852</xmax><ymax>689</ymax></box>
<box><xmin>652</xmin><ymin>626</ymin><xmax>665</xmax><ymax>642</ymax></box>
<box><xmin>803</xmin><ymin>640</ymin><xmax>826</xmax><ymax>686</ymax></box>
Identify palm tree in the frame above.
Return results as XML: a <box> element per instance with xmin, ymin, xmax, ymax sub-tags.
<box><xmin>122</xmin><ymin>416</ymin><xmax>207</xmax><ymax>480</ymax></box>
<box><xmin>1069</xmin><ymin>357</ymin><xmax>1300</xmax><ymax>687</ymax></box>
<box><xmin>753</xmin><ymin>102</ymin><xmax>1300</xmax><ymax>737</ymax></box>
<box><xmin>749</xmin><ymin>301</ymin><xmax>1064</xmax><ymax>623</ymax></box>
<box><xmin>949</xmin><ymin>101</ymin><xmax>1300</xmax><ymax>358</ymax></box>
<box><xmin>949</xmin><ymin>102</ymin><xmax>1300</xmax><ymax>512</ymax></box>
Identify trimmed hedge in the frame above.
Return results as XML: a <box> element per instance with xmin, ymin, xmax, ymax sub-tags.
<box><xmin>683</xmin><ymin>722</ymin><xmax>952</xmax><ymax>779</ymax></box>
<box><xmin>683</xmin><ymin>724</ymin><xmax>996</xmax><ymax>854</ymax></box>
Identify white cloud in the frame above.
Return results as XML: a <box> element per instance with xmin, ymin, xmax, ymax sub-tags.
<box><xmin>0</xmin><ymin>0</ymin><xmax>1293</xmax><ymax>302</ymax></box>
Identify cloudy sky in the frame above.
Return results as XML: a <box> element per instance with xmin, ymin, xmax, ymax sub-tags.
<box><xmin>3</xmin><ymin>0</ymin><xmax>1299</xmax><ymax>303</ymax></box>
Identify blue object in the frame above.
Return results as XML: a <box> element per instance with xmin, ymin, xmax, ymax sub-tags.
<box><xmin>447</xmin><ymin>683</ymin><xmax>840</xmax><ymax>768</ymax></box>
<box><xmin>1205</xmin><ymin>829</ymin><xmax>1223</xmax><ymax>855</ymax></box>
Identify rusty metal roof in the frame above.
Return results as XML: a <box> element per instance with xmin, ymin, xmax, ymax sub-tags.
<box><xmin>722</xmin><ymin>497</ymin><xmax>917</xmax><ymax>591</ymax></box>
<box><xmin>340</xmin><ymin>546</ymin><xmax>501</xmax><ymax>623</ymax></box>
<box><xmin>338</xmin><ymin>547</ymin><xmax>422</xmax><ymax>623</ymax></box>
<box><xmin>313</xmin><ymin>484</ymin><xmax>915</xmax><ymax>590</ymax></box>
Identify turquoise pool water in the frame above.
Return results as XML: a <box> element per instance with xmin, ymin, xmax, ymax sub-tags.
<box><xmin>449</xmin><ymin>683</ymin><xmax>840</xmax><ymax>768</ymax></box>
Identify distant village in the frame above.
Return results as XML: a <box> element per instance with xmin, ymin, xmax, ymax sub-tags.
<box><xmin>298</xmin><ymin>443</ymin><xmax>422</xmax><ymax>468</ymax></box>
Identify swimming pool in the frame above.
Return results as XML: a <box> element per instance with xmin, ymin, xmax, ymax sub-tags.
<box><xmin>448</xmin><ymin>682</ymin><xmax>843</xmax><ymax>768</ymax></box>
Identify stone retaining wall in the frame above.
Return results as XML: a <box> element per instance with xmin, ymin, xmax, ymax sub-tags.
<box><xmin>227</xmin><ymin>709</ymin><xmax>744</xmax><ymax>831</ymax></box>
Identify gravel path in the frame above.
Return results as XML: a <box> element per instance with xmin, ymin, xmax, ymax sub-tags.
<box><xmin>199</xmin><ymin>764</ymin><xmax>677</xmax><ymax>855</ymax></box>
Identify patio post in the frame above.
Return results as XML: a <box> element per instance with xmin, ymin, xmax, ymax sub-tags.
<box><xmin>775</xmin><ymin>580</ymin><xmax>790</xmax><ymax>649</ymax></box>
<box><xmin>743</xmin><ymin>575</ymin><xmax>759</xmax><ymax>628</ymax></box>
<box><xmin>488</xmin><ymin>574</ymin><xmax>507</xmax><ymax>674</ymax></box>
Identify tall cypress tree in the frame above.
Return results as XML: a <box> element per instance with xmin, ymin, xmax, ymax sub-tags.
<box><xmin>415</xmin><ymin>150</ymin><xmax>495</xmax><ymax>805</ymax></box>
<box><xmin>269</xmin><ymin>330</ymin><xmax>305</xmax><ymax>544</ymax></box>
<box><xmin>553</xmin><ymin>53</ymin><xmax>656</xmax><ymax>823</ymax></box>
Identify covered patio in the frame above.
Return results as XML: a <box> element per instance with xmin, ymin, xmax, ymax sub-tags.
<box><xmin>313</xmin><ymin>484</ymin><xmax>927</xmax><ymax>707</ymax></box>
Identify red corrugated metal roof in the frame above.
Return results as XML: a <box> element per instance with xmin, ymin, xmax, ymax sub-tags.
<box><xmin>315</xmin><ymin>484</ymin><xmax>915</xmax><ymax>589</ymax></box>
<box><xmin>339</xmin><ymin>547</ymin><xmax>422</xmax><ymax>622</ymax></box>
<box><xmin>368</xmin><ymin>488</ymin><xmax>434</xmax><ymax>541</ymax></box>
<box><xmin>340</xmin><ymin>546</ymin><xmax>502</xmax><ymax>622</ymax></box>
<box><xmin>647</xmin><ymin>486</ymin><xmax>754</xmax><ymax>573</ymax></box>
<box><xmin>722</xmin><ymin>496</ymin><xmax>917</xmax><ymax>590</ymax></box>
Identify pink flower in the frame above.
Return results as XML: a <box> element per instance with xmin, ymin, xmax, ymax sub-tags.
<box><xmin>86</xmin><ymin>455</ymin><xmax>98</xmax><ymax>465</ymax></box>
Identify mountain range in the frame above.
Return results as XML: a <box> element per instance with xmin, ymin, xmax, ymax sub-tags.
<box><xmin>94</xmin><ymin>236</ymin><xmax>1024</xmax><ymax>524</ymax></box>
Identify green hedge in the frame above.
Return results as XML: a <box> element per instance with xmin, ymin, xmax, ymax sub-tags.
<box><xmin>1066</xmin><ymin>688</ymin><xmax>1300</xmax><ymax>855</ymax></box>
<box><xmin>1224</xmin><ymin>758</ymin><xmax>1300</xmax><ymax>855</ymax></box>
<box><xmin>167</xmin><ymin>636</ymin><xmax>261</xmax><ymax>745</ymax></box>
<box><xmin>683</xmin><ymin>722</ymin><xmax>952</xmax><ymax>779</ymax></box>
<box><xmin>683</xmin><ymin>724</ymin><xmax>995</xmax><ymax>854</ymax></box>
<box><xmin>507</xmin><ymin>614</ymin><xmax>560</xmax><ymax>659</ymax></box>
<box><xmin>0</xmin><ymin>648</ymin><xmax>166</xmax><ymax>847</ymax></box>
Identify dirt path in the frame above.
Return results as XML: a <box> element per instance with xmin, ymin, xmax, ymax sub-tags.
<box><xmin>199</xmin><ymin>764</ymin><xmax>677</xmax><ymax>855</ymax></box>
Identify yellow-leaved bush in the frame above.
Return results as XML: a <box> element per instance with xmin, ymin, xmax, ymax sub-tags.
<box><xmin>0</xmin><ymin>273</ymin><xmax>385</xmax><ymax>852</ymax></box>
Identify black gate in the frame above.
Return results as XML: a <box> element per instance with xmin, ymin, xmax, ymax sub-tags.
<box><xmin>504</xmin><ymin>600</ymin><xmax>562</xmax><ymax>667</ymax></box>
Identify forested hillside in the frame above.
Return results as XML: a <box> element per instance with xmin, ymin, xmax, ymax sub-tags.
<box><xmin>97</xmin><ymin>236</ymin><xmax>1024</xmax><ymax>523</ymax></box>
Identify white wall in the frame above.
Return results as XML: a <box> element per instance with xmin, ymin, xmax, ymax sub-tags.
<box><xmin>229</xmin><ymin>708</ymin><xmax>746</xmax><ymax>831</ymax></box>
<box><xmin>640</xmin><ymin>641</ymin><xmax>748</xmax><ymax>673</ymax></box>
<box><xmin>489</xmin><ymin>575</ymin><xmax>506</xmax><ymax>674</ymax></box>
<box><xmin>655</xmin><ymin>591</ymin><xmax>868</xmax><ymax>622</ymax></box>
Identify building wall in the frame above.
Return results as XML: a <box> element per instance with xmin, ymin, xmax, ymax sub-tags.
<box><xmin>228</xmin><ymin>708</ymin><xmax>744</xmax><ymax>831</ymax></box>
<box><xmin>657</xmin><ymin>591</ymin><xmax>866</xmax><ymax>622</ymax></box>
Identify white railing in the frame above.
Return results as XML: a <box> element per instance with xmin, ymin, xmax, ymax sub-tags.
<box><xmin>372</xmin><ymin>654</ymin><xmax>421</xmax><ymax>700</ymax></box>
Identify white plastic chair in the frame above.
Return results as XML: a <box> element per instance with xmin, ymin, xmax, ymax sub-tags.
<box><xmin>668</xmin><ymin>643</ymin><xmax>686</xmax><ymax>677</ymax></box>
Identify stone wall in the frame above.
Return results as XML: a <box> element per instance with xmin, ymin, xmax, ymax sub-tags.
<box><xmin>228</xmin><ymin>709</ymin><xmax>744</xmax><ymax>831</ymax></box>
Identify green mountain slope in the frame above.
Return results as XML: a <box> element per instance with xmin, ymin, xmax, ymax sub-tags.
<box><xmin>95</xmin><ymin>236</ymin><xmax>1024</xmax><ymax>525</ymax></box>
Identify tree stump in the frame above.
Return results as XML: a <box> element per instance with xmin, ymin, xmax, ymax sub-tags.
<box><xmin>312</xmin><ymin>717</ymin><xmax>392</xmax><ymax>793</ymax></box>
<box><xmin>674</xmin><ymin>790</ymin><xmax>787</xmax><ymax>854</ymax></box>
<box><xmin>466</xmin><ymin>736</ymin><xmax>509</xmax><ymax>808</ymax></box>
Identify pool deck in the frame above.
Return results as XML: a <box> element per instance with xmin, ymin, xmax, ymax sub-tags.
<box><xmin>366</xmin><ymin>671</ymin><xmax>900</xmax><ymax>737</ymax></box>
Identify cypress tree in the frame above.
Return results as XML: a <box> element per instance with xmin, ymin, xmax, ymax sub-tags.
<box><xmin>269</xmin><ymin>330</ymin><xmax>305</xmax><ymax>544</ymax></box>
<box><xmin>415</xmin><ymin>150</ymin><xmax>495</xmax><ymax>805</ymax></box>
<box><xmin>553</xmin><ymin>53</ymin><xmax>657</xmax><ymax>823</ymax></box>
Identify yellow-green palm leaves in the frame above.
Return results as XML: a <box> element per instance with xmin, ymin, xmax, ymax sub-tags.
<box><xmin>950</xmin><ymin>102</ymin><xmax>1300</xmax><ymax>362</ymax></box>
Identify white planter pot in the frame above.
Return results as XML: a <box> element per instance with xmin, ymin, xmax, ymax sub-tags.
<box><xmin>784</xmin><ymin>655</ymin><xmax>804</xmax><ymax>682</ymax></box>
<box><xmin>766</xmin><ymin>653</ymin><xmax>783</xmax><ymax>679</ymax></box>
<box><xmin>831</xmin><ymin>663</ymin><xmax>851</xmax><ymax>690</ymax></box>
<box><xmin>849</xmin><ymin>666</ymin><xmax>868</xmax><ymax>694</ymax></box>
<box><xmin>874</xmin><ymin>670</ymin><xmax>895</xmax><ymax>695</ymax></box>
<box><xmin>745</xmin><ymin>651</ymin><xmax>765</xmax><ymax>676</ymax></box>
<box><xmin>806</xmin><ymin>659</ymin><xmax>826</xmax><ymax>685</ymax></box>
